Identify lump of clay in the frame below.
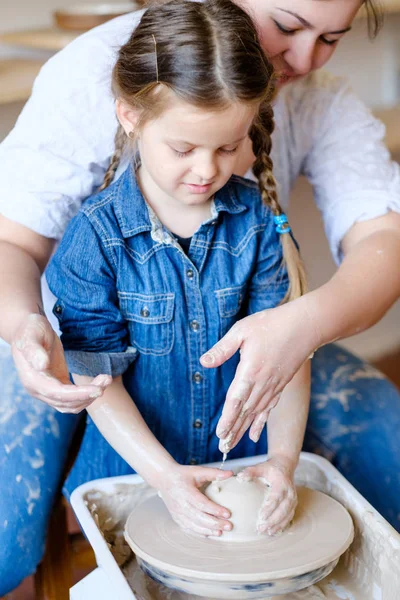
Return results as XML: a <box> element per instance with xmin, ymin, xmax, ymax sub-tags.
<box><xmin>204</xmin><ymin>475</ymin><xmax>269</xmax><ymax>542</ymax></box>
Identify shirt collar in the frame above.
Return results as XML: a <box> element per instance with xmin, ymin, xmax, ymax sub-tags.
<box><xmin>114</xmin><ymin>167</ymin><xmax>247</xmax><ymax>239</ymax></box>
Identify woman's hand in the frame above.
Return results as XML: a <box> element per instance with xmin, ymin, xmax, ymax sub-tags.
<box><xmin>201</xmin><ymin>297</ymin><xmax>319</xmax><ymax>451</ymax></box>
<box><xmin>157</xmin><ymin>463</ymin><xmax>234</xmax><ymax>537</ymax></box>
<box><xmin>11</xmin><ymin>313</ymin><xmax>111</xmax><ymax>412</ymax></box>
<box><xmin>238</xmin><ymin>456</ymin><xmax>298</xmax><ymax>536</ymax></box>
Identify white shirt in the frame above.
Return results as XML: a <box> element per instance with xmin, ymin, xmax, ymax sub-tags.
<box><xmin>0</xmin><ymin>9</ymin><xmax>399</xmax><ymax>327</ymax></box>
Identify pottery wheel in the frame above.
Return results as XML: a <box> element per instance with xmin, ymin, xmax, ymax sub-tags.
<box><xmin>125</xmin><ymin>487</ymin><xmax>354</xmax><ymax>585</ymax></box>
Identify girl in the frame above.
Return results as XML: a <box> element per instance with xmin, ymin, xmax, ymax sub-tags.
<box><xmin>46</xmin><ymin>0</ymin><xmax>310</xmax><ymax>539</ymax></box>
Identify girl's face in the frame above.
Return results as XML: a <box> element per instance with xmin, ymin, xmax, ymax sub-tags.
<box><xmin>131</xmin><ymin>97</ymin><xmax>257</xmax><ymax>210</ymax></box>
<box><xmin>237</xmin><ymin>0</ymin><xmax>361</xmax><ymax>86</ymax></box>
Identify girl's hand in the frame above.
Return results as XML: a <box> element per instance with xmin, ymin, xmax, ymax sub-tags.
<box><xmin>238</xmin><ymin>456</ymin><xmax>297</xmax><ymax>536</ymax></box>
<box><xmin>157</xmin><ymin>464</ymin><xmax>234</xmax><ymax>537</ymax></box>
<box><xmin>11</xmin><ymin>313</ymin><xmax>112</xmax><ymax>413</ymax></box>
<box><xmin>200</xmin><ymin>298</ymin><xmax>319</xmax><ymax>450</ymax></box>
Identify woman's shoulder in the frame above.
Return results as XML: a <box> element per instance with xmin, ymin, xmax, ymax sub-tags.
<box><xmin>272</xmin><ymin>70</ymin><xmax>368</xmax><ymax>165</ymax></box>
<box><xmin>37</xmin><ymin>11</ymin><xmax>145</xmax><ymax>93</ymax></box>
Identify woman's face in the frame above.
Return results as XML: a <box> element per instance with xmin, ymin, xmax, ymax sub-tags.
<box><xmin>237</xmin><ymin>0</ymin><xmax>361</xmax><ymax>86</ymax></box>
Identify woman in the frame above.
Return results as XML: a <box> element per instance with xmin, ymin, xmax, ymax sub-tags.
<box><xmin>0</xmin><ymin>0</ymin><xmax>399</xmax><ymax>593</ymax></box>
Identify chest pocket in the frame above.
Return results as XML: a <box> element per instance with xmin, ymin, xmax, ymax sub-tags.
<box><xmin>215</xmin><ymin>284</ymin><xmax>247</xmax><ymax>338</ymax></box>
<box><xmin>118</xmin><ymin>292</ymin><xmax>175</xmax><ymax>356</ymax></box>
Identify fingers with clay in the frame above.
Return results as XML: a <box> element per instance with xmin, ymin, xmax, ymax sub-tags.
<box><xmin>200</xmin><ymin>320</ymin><xmax>242</xmax><ymax>370</ymax></box>
<box><xmin>218</xmin><ymin>385</ymin><xmax>281</xmax><ymax>455</ymax></box>
<box><xmin>11</xmin><ymin>313</ymin><xmax>112</xmax><ymax>412</ymax></box>
<box><xmin>239</xmin><ymin>460</ymin><xmax>298</xmax><ymax>536</ymax></box>
<box><xmin>158</xmin><ymin>465</ymin><xmax>234</xmax><ymax>537</ymax></box>
<box><xmin>202</xmin><ymin>305</ymin><xmax>316</xmax><ymax>451</ymax></box>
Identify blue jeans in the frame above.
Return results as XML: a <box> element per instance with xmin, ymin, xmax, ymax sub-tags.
<box><xmin>0</xmin><ymin>344</ymin><xmax>399</xmax><ymax>594</ymax></box>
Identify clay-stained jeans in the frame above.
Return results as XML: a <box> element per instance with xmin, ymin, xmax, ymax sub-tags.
<box><xmin>0</xmin><ymin>343</ymin><xmax>399</xmax><ymax>594</ymax></box>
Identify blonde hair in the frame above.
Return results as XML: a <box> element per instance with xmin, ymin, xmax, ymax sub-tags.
<box><xmin>101</xmin><ymin>0</ymin><xmax>307</xmax><ymax>301</ymax></box>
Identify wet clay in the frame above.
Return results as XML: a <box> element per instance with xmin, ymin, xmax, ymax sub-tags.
<box><xmin>124</xmin><ymin>487</ymin><xmax>354</xmax><ymax>583</ymax></box>
<box><xmin>204</xmin><ymin>476</ymin><xmax>269</xmax><ymax>541</ymax></box>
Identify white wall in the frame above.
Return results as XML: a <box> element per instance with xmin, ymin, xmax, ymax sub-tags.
<box><xmin>327</xmin><ymin>14</ymin><xmax>400</xmax><ymax>108</ymax></box>
<box><xmin>0</xmin><ymin>0</ymin><xmax>130</xmax><ymax>33</ymax></box>
<box><xmin>0</xmin><ymin>0</ymin><xmax>61</xmax><ymax>33</ymax></box>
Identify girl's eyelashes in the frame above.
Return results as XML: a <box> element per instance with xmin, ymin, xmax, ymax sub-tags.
<box><xmin>170</xmin><ymin>146</ymin><xmax>193</xmax><ymax>157</ymax></box>
<box><xmin>172</xmin><ymin>147</ymin><xmax>239</xmax><ymax>158</ymax></box>
<box><xmin>174</xmin><ymin>149</ymin><xmax>192</xmax><ymax>158</ymax></box>
<box><xmin>272</xmin><ymin>19</ymin><xmax>339</xmax><ymax>46</ymax></box>
<box><xmin>220</xmin><ymin>147</ymin><xmax>239</xmax><ymax>155</ymax></box>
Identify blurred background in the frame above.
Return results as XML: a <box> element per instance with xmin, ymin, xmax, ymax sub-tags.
<box><xmin>0</xmin><ymin>0</ymin><xmax>399</xmax><ymax>365</ymax></box>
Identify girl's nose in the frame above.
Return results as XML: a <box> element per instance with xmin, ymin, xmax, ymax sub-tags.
<box><xmin>195</xmin><ymin>156</ymin><xmax>218</xmax><ymax>182</ymax></box>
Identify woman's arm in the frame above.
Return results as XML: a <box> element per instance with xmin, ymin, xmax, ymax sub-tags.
<box><xmin>308</xmin><ymin>212</ymin><xmax>400</xmax><ymax>344</ymax></box>
<box><xmin>202</xmin><ymin>74</ymin><xmax>400</xmax><ymax>444</ymax></box>
<box><xmin>238</xmin><ymin>361</ymin><xmax>310</xmax><ymax>535</ymax></box>
<box><xmin>0</xmin><ymin>216</ymin><xmax>110</xmax><ymax>410</ymax></box>
<box><xmin>0</xmin><ymin>216</ymin><xmax>54</xmax><ymax>341</ymax></box>
<box><xmin>76</xmin><ymin>374</ymin><xmax>233</xmax><ymax>537</ymax></box>
<box><xmin>201</xmin><ymin>212</ymin><xmax>400</xmax><ymax>446</ymax></box>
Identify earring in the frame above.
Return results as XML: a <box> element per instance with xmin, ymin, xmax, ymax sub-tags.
<box><xmin>128</xmin><ymin>131</ymin><xmax>135</xmax><ymax>139</ymax></box>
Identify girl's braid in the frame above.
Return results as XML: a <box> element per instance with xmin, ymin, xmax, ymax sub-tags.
<box><xmin>99</xmin><ymin>124</ymin><xmax>127</xmax><ymax>191</ymax></box>
<box><xmin>250</xmin><ymin>102</ymin><xmax>281</xmax><ymax>217</ymax></box>
<box><xmin>249</xmin><ymin>101</ymin><xmax>307</xmax><ymax>302</ymax></box>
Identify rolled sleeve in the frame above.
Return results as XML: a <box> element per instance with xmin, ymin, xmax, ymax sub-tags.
<box><xmin>302</xmin><ymin>74</ymin><xmax>400</xmax><ymax>264</ymax></box>
<box><xmin>46</xmin><ymin>210</ymin><xmax>131</xmax><ymax>373</ymax></box>
<box><xmin>66</xmin><ymin>347</ymin><xmax>138</xmax><ymax>377</ymax></box>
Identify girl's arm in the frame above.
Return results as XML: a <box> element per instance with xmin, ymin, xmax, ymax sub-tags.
<box><xmin>75</xmin><ymin>374</ymin><xmax>233</xmax><ymax>537</ymax></box>
<box><xmin>238</xmin><ymin>360</ymin><xmax>310</xmax><ymax>536</ymax></box>
<box><xmin>0</xmin><ymin>216</ymin><xmax>109</xmax><ymax>410</ymax></box>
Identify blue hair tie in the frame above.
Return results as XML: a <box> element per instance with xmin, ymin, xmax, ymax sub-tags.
<box><xmin>274</xmin><ymin>214</ymin><xmax>291</xmax><ymax>235</ymax></box>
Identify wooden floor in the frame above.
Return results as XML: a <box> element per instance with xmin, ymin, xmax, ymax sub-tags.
<box><xmin>5</xmin><ymin>348</ymin><xmax>400</xmax><ymax>600</ymax></box>
<box><xmin>4</xmin><ymin>567</ymin><xmax>94</xmax><ymax>600</ymax></box>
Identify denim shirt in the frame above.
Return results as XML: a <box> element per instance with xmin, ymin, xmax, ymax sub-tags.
<box><xmin>47</xmin><ymin>167</ymin><xmax>289</xmax><ymax>466</ymax></box>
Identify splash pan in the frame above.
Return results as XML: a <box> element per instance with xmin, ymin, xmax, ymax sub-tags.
<box><xmin>125</xmin><ymin>487</ymin><xmax>354</xmax><ymax>598</ymax></box>
<box><xmin>70</xmin><ymin>453</ymin><xmax>400</xmax><ymax>600</ymax></box>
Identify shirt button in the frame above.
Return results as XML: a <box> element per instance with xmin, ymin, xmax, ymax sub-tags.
<box><xmin>193</xmin><ymin>419</ymin><xmax>203</xmax><ymax>429</ymax></box>
<box><xmin>54</xmin><ymin>305</ymin><xmax>62</xmax><ymax>315</ymax></box>
<box><xmin>186</xmin><ymin>268</ymin><xmax>194</xmax><ymax>279</ymax></box>
<box><xmin>190</xmin><ymin>320</ymin><xmax>200</xmax><ymax>331</ymax></box>
<box><xmin>141</xmin><ymin>307</ymin><xmax>150</xmax><ymax>318</ymax></box>
<box><xmin>193</xmin><ymin>372</ymin><xmax>202</xmax><ymax>384</ymax></box>
<box><xmin>189</xmin><ymin>459</ymin><xmax>198</xmax><ymax>465</ymax></box>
